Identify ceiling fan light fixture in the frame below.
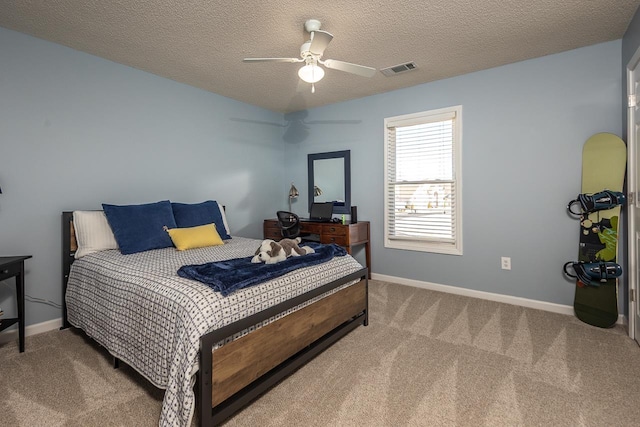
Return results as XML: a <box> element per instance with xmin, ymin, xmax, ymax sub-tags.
<box><xmin>244</xmin><ymin>18</ymin><xmax>376</xmax><ymax>92</ymax></box>
<box><xmin>298</xmin><ymin>63</ymin><xmax>325</xmax><ymax>83</ymax></box>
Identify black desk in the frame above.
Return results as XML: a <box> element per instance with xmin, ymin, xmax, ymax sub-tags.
<box><xmin>0</xmin><ymin>256</ymin><xmax>32</xmax><ymax>352</ymax></box>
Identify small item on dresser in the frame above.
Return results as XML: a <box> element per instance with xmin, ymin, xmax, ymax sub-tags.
<box><xmin>351</xmin><ymin>206</ymin><xmax>358</xmax><ymax>224</ymax></box>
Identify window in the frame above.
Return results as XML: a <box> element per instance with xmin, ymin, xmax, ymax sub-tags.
<box><xmin>384</xmin><ymin>106</ymin><xmax>462</xmax><ymax>255</ymax></box>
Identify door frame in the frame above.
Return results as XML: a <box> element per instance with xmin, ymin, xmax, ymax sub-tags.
<box><xmin>626</xmin><ymin>45</ymin><xmax>640</xmax><ymax>342</ymax></box>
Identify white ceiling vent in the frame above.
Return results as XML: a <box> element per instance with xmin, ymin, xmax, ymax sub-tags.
<box><xmin>380</xmin><ymin>62</ymin><xmax>418</xmax><ymax>76</ymax></box>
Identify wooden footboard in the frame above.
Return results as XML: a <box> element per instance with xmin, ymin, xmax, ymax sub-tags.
<box><xmin>212</xmin><ymin>280</ymin><xmax>366</xmax><ymax>406</ymax></box>
<box><xmin>199</xmin><ymin>269</ymin><xmax>368</xmax><ymax>426</ymax></box>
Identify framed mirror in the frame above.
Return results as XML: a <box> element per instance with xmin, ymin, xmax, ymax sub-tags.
<box><xmin>307</xmin><ymin>150</ymin><xmax>351</xmax><ymax>214</ymax></box>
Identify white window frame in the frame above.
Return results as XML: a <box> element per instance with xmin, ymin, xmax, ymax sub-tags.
<box><xmin>384</xmin><ymin>105</ymin><xmax>463</xmax><ymax>255</ymax></box>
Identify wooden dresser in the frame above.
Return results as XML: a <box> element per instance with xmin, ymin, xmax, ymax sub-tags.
<box><xmin>263</xmin><ymin>219</ymin><xmax>371</xmax><ymax>278</ymax></box>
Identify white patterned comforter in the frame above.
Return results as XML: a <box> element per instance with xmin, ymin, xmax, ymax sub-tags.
<box><xmin>65</xmin><ymin>236</ymin><xmax>364</xmax><ymax>427</ymax></box>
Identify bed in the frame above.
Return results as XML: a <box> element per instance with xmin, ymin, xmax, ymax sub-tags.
<box><xmin>61</xmin><ymin>207</ymin><xmax>368</xmax><ymax>427</ymax></box>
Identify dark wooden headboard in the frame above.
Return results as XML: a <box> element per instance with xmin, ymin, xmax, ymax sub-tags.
<box><xmin>61</xmin><ymin>211</ymin><xmax>76</xmax><ymax>329</ymax></box>
<box><xmin>60</xmin><ymin>206</ymin><xmax>226</xmax><ymax>329</ymax></box>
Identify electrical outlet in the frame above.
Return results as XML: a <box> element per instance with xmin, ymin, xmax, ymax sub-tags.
<box><xmin>501</xmin><ymin>257</ymin><xmax>511</xmax><ymax>270</ymax></box>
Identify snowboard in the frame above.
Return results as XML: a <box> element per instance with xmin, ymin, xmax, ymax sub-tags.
<box><xmin>572</xmin><ymin>133</ymin><xmax>626</xmax><ymax>328</ymax></box>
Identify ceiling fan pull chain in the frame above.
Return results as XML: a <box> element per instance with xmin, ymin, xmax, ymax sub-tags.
<box><xmin>311</xmin><ymin>83</ymin><xmax>316</xmax><ymax>93</ymax></box>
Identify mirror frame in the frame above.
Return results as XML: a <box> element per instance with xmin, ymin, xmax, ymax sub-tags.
<box><xmin>307</xmin><ymin>150</ymin><xmax>351</xmax><ymax>215</ymax></box>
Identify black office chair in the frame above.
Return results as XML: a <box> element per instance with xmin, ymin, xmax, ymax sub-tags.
<box><xmin>276</xmin><ymin>211</ymin><xmax>301</xmax><ymax>239</ymax></box>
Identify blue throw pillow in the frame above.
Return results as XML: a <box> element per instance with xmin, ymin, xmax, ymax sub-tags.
<box><xmin>102</xmin><ymin>200</ymin><xmax>177</xmax><ymax>255</ymax></box>
<box><xmin>171</xmin><ymin>201</ymin><xmax>231</xmax><ymax>240</ymax></box>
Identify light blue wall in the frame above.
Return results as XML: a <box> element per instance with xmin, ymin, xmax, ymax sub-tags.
<box><xmin>0</xmin><ymin>24</ymin><xmax>626</xmax><ymax>328</ymax></box>
<box><xmin>284</xmin><ymin>40</ymin><xmax>623</xmax><ymax>307</ymax></box>
<box><xmin>0</xmin><ymin>27</ymin><xmax>285</xmax><ymax>326</ymax></box>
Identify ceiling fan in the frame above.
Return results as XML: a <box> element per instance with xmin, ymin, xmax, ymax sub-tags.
<box><xmin>243</xmin><ymin>19</ymin><xmax>376</xmax><ymax>93</ymax></box>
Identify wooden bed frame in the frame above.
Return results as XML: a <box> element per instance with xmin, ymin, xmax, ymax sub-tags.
<box><xmin>61</xmin><ymin>212</ymin><xmax>368</xmax><ymax>426</ymax></box>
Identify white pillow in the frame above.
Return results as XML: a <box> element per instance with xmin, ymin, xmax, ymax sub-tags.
<box><xmin>73</xmin><ymin>211</ymin><xmax>119</xmax><ymax>258</ymax></box>
<box><xmin>217</xmin><ymin>201</ymin><xmax>231</xmax><ymax>236</ymax></box>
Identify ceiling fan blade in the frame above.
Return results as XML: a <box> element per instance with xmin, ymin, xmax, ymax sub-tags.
<box><xmin>322</xmin><ymin>59</ymin><xmax>376</xmax><ymax>77</ymax></box>
<box><xmin>243</xmin><ymin>57</ymin><xmax>303</xmax><ymax>63</ymax></box>
<box><xmin>309</xmin><ymin>30</ymin><xmax>333</xmax><ymax>56</ymax></box>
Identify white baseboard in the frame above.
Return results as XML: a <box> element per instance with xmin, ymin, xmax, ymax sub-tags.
<box><xmin>0</xmin><ymin>317</ymin><xmax>62</xmax><ymax>345</ymax></box>
<box><xmin>371</xmin><ymin>273</ymin><xmax>625</xmax><ymax>325</ymax></box>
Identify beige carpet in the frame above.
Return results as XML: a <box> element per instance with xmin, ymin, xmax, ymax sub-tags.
<box><xmin>1</xmin><ymin>280</ymin><xmax>640</xmax><ymax>426</ymax></box>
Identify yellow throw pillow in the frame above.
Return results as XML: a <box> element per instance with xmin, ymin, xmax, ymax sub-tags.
<box><xmin>166</xmin><ymin>223</ymin><xmax>224</xmax><ymax>250</ymax></box>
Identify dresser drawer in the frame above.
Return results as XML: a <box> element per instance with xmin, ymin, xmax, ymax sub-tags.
<box><xmin>263</xmin><ymin>220</ymin><xmax>282</xmax><ymax>241</ymax></box>
<box><xmin>264</xmin><ymin>228</ymin><xmax>282</xmax><ymax>240</ymax></box>
<box><xmin>300</xmin><ymin>222</ymin><xmax>322</xmax><ymax>234</ymax></box>
<box><xmin>320</xmin><ymin>235</ymin><xmax>347</xmax><ymax>246</ymax></box>
<box><xmin>0</xmin><ymin>263</ymin><xmax>21</xmax><ymax>281</ymax></box>
<box><xmin>321</xmin><ymin>224</ymin><xmax>347</xmax><ymax>236</ymax></box>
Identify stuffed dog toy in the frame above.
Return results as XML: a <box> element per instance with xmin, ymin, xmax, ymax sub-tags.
<box><xmin>251</xmin><ymin>238</ymin><xmax>315</xmax><ymax>264</ymax></box>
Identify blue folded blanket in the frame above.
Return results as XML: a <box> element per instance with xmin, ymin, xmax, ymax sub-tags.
<box><xmin>177</xmin><ymin>242</ymin><xmax>347</xmax><ymax>296</ymax></box>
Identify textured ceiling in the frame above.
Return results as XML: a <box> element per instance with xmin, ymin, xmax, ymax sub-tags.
<box><xmin>1</xmin><ymin>0</ymin><xmax>638</xmax><ymax>113</ymax></box>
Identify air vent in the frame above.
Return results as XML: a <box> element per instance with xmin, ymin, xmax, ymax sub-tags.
<box><xmin>380</xmin><ymin>62</ymin><xmax>418</xmax><ymax>76</ymax></box>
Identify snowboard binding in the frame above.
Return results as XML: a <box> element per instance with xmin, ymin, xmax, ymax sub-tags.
<box><xmin>563</xmin><ymin>261</ymin><xmax>622</xmax><ymax>287</ymax></box>
<box><xmin>567</xmin><ymin>190</ymin><xmax>626</xmax><ymax>216</ymax></box>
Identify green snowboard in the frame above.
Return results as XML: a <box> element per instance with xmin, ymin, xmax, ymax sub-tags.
<box><xmin>572</xmin><ymin>133</ymin><xmax>626</xmax><ymax>328</ymax></box>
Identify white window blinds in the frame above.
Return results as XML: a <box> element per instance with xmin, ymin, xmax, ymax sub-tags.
<box><xmin>384</xmin><ymin>106</ymin><xmax>462</xmax><ymax>255</ymax></box>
